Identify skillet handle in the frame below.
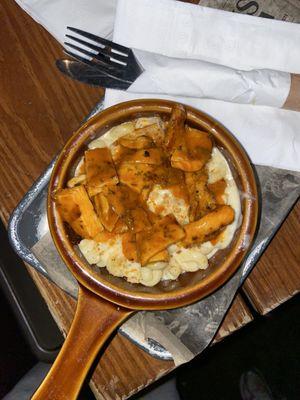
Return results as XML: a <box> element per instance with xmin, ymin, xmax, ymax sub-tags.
<box><xmin>31</xmin><ymin>284</ymin><xmax>132</xmax><ymax>400</ymax></box>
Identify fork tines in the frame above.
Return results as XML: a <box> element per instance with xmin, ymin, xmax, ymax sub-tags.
<box><xmin>65</xmin><ymin>34</ymin><xmax>128</xmax><ymax>63</ymax></box>
<box><xmin>65</xmin><ymin>27</ymin><xmax>128</xmax><ymax>72</ymax></box>
<box><xmin>64</xmin><ymin>27</ymin><xmax>143</xmax><ymax>84</ymax></box>
<box><xmin>67</xmin><ymin>27</ymin><xmax>130</xmax><ymax>55</ymax></box>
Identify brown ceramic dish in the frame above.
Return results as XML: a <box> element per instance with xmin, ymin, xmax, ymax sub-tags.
<box><xmin>33</xmin><ymin>99</ymin><xmax>258</xmax><ymax>400</ymax></box>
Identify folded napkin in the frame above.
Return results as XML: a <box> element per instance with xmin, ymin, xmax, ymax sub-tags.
<box><xmin>15</xmin><ymin>1</ymin><xmax>293</xmax><ymax>108</ymax></box>
<box><xmin>15</xmin><ymin>0</ymin><xmax>117</xmax><ymax>43</ymax></box>
<box><xmin>104</xmin><ymin>0</ymin><xmax>300</xmax><ymax>172</ymax></box>
<box><xmin>130</xmin><ymin>50</ymin><xmax>291</xmax><ymax>108</ymax></box>
<box><xmin>15</xmin><ymin>0</ymin><xmax>300</xmax><ymax>171</ymax></box>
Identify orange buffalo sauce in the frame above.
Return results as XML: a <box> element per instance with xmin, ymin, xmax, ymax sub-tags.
<box><xmin>57</xmin><ymin>105</ymin><xmax>236</xmax><ymax>272</ymax></box>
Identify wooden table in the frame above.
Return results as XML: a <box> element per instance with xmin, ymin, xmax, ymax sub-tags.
<box><xmin>0</xmin><ymin>1</ymin><xmax>299</xmax><ymax>399</ymax></box>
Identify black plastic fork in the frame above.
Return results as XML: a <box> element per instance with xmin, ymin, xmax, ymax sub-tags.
<box><xmin>64</xmin><ymin>27</ymin><xmax>143</xmax><ymax>86</ymax></box>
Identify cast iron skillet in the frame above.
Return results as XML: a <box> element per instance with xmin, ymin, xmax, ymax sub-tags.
<box><xmin>33</xmin><ymin>99</ymin><xmax>258</xmax><ymax>399</ymax></box>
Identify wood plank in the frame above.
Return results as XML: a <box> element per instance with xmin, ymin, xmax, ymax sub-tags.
<box><xmin>243</xmin><ymin>202</ymin><xmax>300</xmax><ymax>315</ymax></box>
<box><xmin>214</xmin><ymin>294</ymin><xmax>253</xmax><ymax>343</ymax></box>
<box><xmin>0</xmin><ymin>0</ymin><xmax>102</xmax><ymax>223</ymax></box>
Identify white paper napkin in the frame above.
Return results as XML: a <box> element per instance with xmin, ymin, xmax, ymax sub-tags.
<box><xmin>104</xmin><ymin>0</ymin><xmax>300</xmax><ymax>172</ymax></box>
<box><xmin>15</xmin><ymin>0</ymin><xmax>300</xmax><ymax>171</ymax></box>
<box><xmin>15</xmin><ymin>0</ymin><xmax>292</xmax><ymax>108</ymax></box>
<box><xmin>130</xmin><ymin>50</ymin><xmax>291</xmax><ymax>108</ymax></box>
<box><xmin>14</xmin><ymin>0</ymin><xmax>117</xmax><ymax>43</ymax></box>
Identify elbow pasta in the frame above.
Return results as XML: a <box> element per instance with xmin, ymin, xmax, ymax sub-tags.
<box><xmin>140</xmin><ymin>268</ymin><xmax>163</xmax><ymax>287</ymax></box>
<box><xmin>62</xmin><ymin>109</ymin><xmax>241</xmax><ymax>287</ymax></box>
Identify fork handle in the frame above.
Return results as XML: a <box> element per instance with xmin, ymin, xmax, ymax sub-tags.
<box><xmin>31</xmin><ymin>285</ymin><xmax>132</xmax><ymax>400</ymax></box>
<box><xmin>283</xmin><ymin>74</ymin><xmax>300</xmax><ymax>111</ymax></box>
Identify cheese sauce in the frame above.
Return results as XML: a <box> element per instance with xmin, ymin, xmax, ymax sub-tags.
<box><xmin>78</xmin><ymin>119</ymin><xmax>241</xmax><ymax>286</ymax></box>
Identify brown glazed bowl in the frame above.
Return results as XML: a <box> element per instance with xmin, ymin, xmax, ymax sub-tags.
<box><xmin>33</xmin><ymin>99</ymin><xmax>258</xmax><ymax>400</ymax></box>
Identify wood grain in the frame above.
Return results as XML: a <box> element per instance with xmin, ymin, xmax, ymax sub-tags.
<box><xmin>243</xmin><ymin>203</ymin><xmax>300</xmax><ymax>315</ymax></box>
<box><xmin>0</xmin><ymin>0</ymin><xmax>298</xmax><ymax>398</ymax></box>
<box><xmin>213</xmin><ymin>294</ymin><xmax>253</xmax><ymax>343</ymax></box>
<box><xmin>0</xmin><ymin>0</ymin><xmax>102</xmax><ymax>223</ymax></box>
<box><xmin>283</xmin><ymin>74</ymin><xmax>300</xmax><ymax>112</ymax></box>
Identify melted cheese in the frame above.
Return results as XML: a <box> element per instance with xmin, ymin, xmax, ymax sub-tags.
<box><xmin>147</xmin><ymin>185</ymin><xmax>189</xmax><ymax>225</ymax></box>
<box><xmin>79</xmin><ymin>238</ymin><xmax>141</xmax><ymax>283</ymax></box>
<box><xmin>88</xmin><ymin>122</ymin><xmax>135</xmax><ymax>149</ymax></box>
<box><xmin>202</xmin><ymin>148</ymin><xmax>241</xmax><ymax>259</ymax></box>
<box><xmin>169</xmin><ymin>246</ymin><xmax>208</xmax><ymax>273</ymax></box>
<box><xmin>77</xmin><ymin>118</ymin><xmax>241</xmax><ymax>285</ymax></box>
